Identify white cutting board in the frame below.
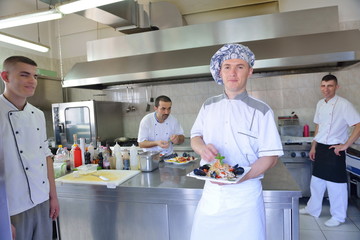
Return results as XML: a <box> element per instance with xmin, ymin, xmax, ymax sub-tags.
<box><xmin>55</xmin><ymin>170</ymin><xmax>140</xmax><ymax>188</ymax></box>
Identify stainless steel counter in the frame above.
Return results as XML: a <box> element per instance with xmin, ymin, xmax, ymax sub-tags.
<box><xmin>55</xmin><ymin>160</ymin><xmax>301</xmax><ymax>240</ymax></box>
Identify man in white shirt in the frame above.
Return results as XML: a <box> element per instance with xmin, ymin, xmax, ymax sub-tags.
<box><xmin>300</xmin><ymin>74</ymin><xmax>360</xmax><ymax>227</ymax></box>
<box><xmin>138</xmin><ymin>95</ymin><xmax>184</xmax><ymax>156</ymax></box>
<box><xmin>190</xmin><ymin>44</ymin><xmax>283</xmax><ymax>240</ymax></box>
<box><xmin>0</xmin><ymin>56</ymin><xmax>59</xmax><ymax>239</ymax></box>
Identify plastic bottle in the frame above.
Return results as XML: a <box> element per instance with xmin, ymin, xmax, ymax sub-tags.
<box><xmin>63</xmin><ymin>147</ymin><xmax>70</xmax><ymax>171</ymax></box>
<box><xmin>102</xmin><ymin>145</ymin><xmax>111</xmax><ymax>169</ymax></box>
<box><xmin>113</xmin><ymin>142</ymin><xmax>123</xmax><ymax>170</ymax></box>
<box><xmin>130</xmin><ymin>144</ymin><xmax>139</xmax><ymax>170</ymax></box>
<box><xmin>303</xmin><ymin>124</ymin><xmax>310</xmax><ymax>137</ymax></box>
<box><xmin>73</xmin><ymin>144</ymin><xmax>82</xmax><ymax>168</ymax></box>
<box><xmin>122</xmin><ymin>149</ymin><xmax>130</xmax><ymax>170</ymax></box>
<box><xmin>87</xmin><ymin>142</ymin><xmax>95</xmax><ymax>162</ymax></box>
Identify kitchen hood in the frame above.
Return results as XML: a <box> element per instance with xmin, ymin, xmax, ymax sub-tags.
<box><xmin>62</xmin><ymin>6</ymin><xmax>360</xmax><ymax>89</ymax></box>
<box><xmin>39</xmin><ymin>0</ymin><xmax>184</xmax><ymax>33</ymax></box>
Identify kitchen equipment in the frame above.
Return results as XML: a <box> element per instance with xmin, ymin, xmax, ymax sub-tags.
<box><xmin>346</xmin><ymin>147</ymin><xmax>360</xmax><ymax>200</ymax></box>
<box><xmin>280</xmin><ymin>125</ymin><xmax>303</xmax><ymax>137</ymax></box>
<box><xmin>139</xmin><ymin>151</ymin><xmax>160</xmax><ymax>172</ymax></box>
<box><xmin>56</xmin><ymin>170</ymin><xmax>141</xmax><ymax>188</ymax></box>
<box><xmin>52</xmin><ymin>100</ymin><xmax>123</xmax><ymax>149</ymax></box>
<box><xmin>280</xmin><ymin>142</ymin><xmax>312</xmax><ymax>197</ymax></box>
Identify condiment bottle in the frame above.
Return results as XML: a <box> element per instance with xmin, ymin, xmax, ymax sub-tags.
<box><xmin>73</xmin><ymin>144</ymin><xmax>82</xmax><ymax>168</ymax></box>
<box><xmin>130</xmin><ymin>144</ymin><xmax>139</xmax><ymax>170</ymax></box>
<box><xmin>113</xmin><ymin>142</ymin><xmax>123</xmax><ymax>170</ymax></box>
<box><xmin>303</xmin><ymin>124</ymin><xmax>310</xmax><ymax>137</ymax></box>
<box><xmin>122</xmin><ymin>149</ymin><xmax>130</xmax><ymax>170</ymax></box>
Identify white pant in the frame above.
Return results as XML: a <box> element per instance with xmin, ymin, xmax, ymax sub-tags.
<box><xmin>305</xmin><ymin>176</ymin><xmax>348</xmax><ymax>222</ymax></box>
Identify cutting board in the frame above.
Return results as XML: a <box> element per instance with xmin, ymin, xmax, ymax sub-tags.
<box><xmin>55</xmin><ymin>170</ymin><xmax>140</xmax><ymax>188</ymax></box>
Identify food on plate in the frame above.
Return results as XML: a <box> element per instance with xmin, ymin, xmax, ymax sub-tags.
<box><xmin>165</xmin><ymin>156</ymin><xmax>195</xmax><ymax>163</ymax></box>
<box><xmin>193</xmin><ymin>153</ymin><xmax>245</xmax><ymax>181</ymax></box>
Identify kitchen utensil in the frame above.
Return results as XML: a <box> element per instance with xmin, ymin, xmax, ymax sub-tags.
<box><xmin>139</xmin><ymin>151</ymin><xmax>160</xmax><ymax>172</ymax></box>
<box><xmin>90</xmin><ymin>174</ymin><xmax>109</xmax><ymax>181</ymax></box>
<box><xmin>145</xmin><ymin>87</ymin><xmax>151</xmax><ymax>112</ymax></box>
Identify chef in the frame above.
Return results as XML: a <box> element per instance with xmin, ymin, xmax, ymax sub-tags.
<box><xmin>0</xmin><ymin>56</ymin><xmax>59</xmax><ymax>239</ymax></box>
<box><xmin>190</xmin><ymin>44</ymin><xmax>283</xmax><ymax>240</ymax></box>
<box><xmin>138</xmin><ymin>95</ymin><xmax>185</xmax><ymax>156</ymax></box>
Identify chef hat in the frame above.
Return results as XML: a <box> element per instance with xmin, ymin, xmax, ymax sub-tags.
<box><xmin>210</xmin><ymin>43</ymin><xmax>255</xmax><ymax>85</ymax></box>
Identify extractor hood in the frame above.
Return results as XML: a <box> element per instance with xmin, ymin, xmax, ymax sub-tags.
<box><xmin>63</xmin><ymin>6</ymin><xmax>360</xmax><ymax>89</ymax></box>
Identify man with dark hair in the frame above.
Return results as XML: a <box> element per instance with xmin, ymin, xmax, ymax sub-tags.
<box><xmin>0</xmin><ymin>56</ymin><xmax>59</xmax><ymax>239</ymax></box>
<box><xmin>300</xmin><ymin>74</ymin><xmax>360</xmax><ymax>227</ymax></box>
<box><xmin>138</xmin><ymin>95</ymin><xmax>184</xmax><ymax>156</ymax></box>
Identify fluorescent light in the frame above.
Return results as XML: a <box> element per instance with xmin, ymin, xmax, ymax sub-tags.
<box><xmin>57</xmin><ymin>0</ymin><xmax>124</xmax><ymax>14</ymax></box>
<box><xmin>0</xmin><ymin>9</ymin><xmax>62</xmax><ymax>30</ymax></box>
<box><xmin>0</xmin><ymin>32</ymin><xmax>49</xmax><ymax>52</ymax></box>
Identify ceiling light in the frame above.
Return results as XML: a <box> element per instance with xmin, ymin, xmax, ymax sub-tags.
<box><xmin>0</xmin><ymin>32</ymin><xmax>49</xmax><ymax>52</ymax></box>
<box><xmin>0</xmin><ymin>9</ymin><xmax>62</xmax><ymax>30</ymax></box>
<box><xmin>57</xmin><ymin>0</ymin><xmax>125</xmax><ymax>14</ymax></box>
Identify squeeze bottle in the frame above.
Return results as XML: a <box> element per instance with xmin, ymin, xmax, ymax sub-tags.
<box><xmin>303</xmin><ymin>124</ymin><xmax>310</xmax><ymax>137</ymax></box>
<box><xmin>113</xmin><ymin>142</ymin><xmax>123</xmax><ymax>170</ymax></box>
<box><xmin>73</xmin><ymin>144</ymin><xmax>82</xmax><ymax>168</ymax></box>
<box><xmin>130</xmin><ymin>144</ymin><xmax>139</xmax><ymax>170</ymax></box>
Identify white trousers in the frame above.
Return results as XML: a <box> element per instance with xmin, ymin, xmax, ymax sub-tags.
<box><xmin>305</xmin><ymin>176</ymin><xmax>348</xmax><ymax>222</ymax></box>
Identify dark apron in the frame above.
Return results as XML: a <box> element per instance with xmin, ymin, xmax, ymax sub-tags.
<box><xmin>312</xmin><ymin>143</ymin><xmax>347</xmax><ymax>183</ymax></box>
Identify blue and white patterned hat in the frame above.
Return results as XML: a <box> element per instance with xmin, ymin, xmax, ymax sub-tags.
<box><xmin>210</xmin><ymin>43</ymin><xmax>255</xmax><ymax>85</ymax></box>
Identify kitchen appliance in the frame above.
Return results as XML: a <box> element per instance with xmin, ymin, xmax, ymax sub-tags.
<box><xmin>52</xmin><ymin>100</ymin><xmax>123</xmax><ymax>149</ymax></box>
<box><xmin>139</xmin><ymin>151</ymin><xmax>160</xmax><ymax>172</ymax></box>
<box><xmin>346</xmin><ymin>147</ymin><xmax>360</xmax><ymax>198</ymax></box>
<box><xmin>280</xmin><ymin>142</ymin><xmax>312</xmax><ymax>197</ymax></box>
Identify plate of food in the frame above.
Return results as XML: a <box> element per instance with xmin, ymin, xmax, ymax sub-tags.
<box><xmin>164</xmin><ymin>156</ymin><xmax>197</xmax><ymax>165</ymax></box>
<box><xmin>187</xmin><ymin>154</ymin><xmax>251</xmax><ymax>184</ymax></box>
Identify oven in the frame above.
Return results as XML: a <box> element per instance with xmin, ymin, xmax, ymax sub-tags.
<box><xmin>280</xmin><ymin>143</ymin><xmax>312</xmax><ymax>197</ymax></box>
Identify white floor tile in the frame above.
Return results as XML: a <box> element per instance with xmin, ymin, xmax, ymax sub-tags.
<box><xmin>300</xmin><ymin>215</ymin><xmax>321</xmax><ymax>230</ymax></box>
<box><xmin>349</xmin><ymin>216</ymin><xmax>360</xmax><ymax>230</ymax></box>
<box><xmin>322</xmin><ymin>230</ymin><xmax>360</xmax><ymax>240</ymax></box>
<box><xmin>299</xmin><ymin>197</ymin><xmax>360</xmax><ymax>240</ymax></box>
<box><xmin>300</xmin><ymin>229</ymin><xmax>326</xmax><ymax>240</ymax></box>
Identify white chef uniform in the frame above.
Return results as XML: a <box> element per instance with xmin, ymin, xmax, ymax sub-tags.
<box><xmin>305</xmin><ymin>95</ymin><xmax>360</xmax><ymax>222</ymax></box>
<box><xmin>0</xmin><ymin>94</ymin><xmax>52</xmax><ymax>216</ymax></box>
<box><xmin>190</xmin><ymin>91</ymin><xmax>283</xmax><ymax>240</ymax></box>
<box><xmin>138</xmin><ymin>112</ymin><xmax>184</xmax><ymax>155</ymax></box>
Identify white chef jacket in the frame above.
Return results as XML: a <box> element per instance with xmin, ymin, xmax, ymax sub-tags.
<box><xmin>190</xmin><ymin>91</ymin><xmax>283</xmax><ymax>240</ymax></box>
<box><xmin>138</xmin><ymin>112</ymin><xmax>184</xmax><ymax>155</ymax></box>
<box><xmin>0</xmin><ymin>95</ymin><xmax>52</xmax><ymax>216</ymax></box>
<box><xmin>191</xmin><ymin>91</ymin><xmax>283</xmax><ymax>170</ymax></box>
<box><xmin>314</xmin><ymin>95</ymin><xmax>360</xmax><ymax>145</ymax></box>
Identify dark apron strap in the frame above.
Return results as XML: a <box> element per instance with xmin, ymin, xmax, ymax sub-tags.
<box><xmin>312</xmin><ymin>143</ymin><xmax>347</xmax><ymax>183</ymax></box>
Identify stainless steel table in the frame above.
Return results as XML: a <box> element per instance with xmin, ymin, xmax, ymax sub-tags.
<box><xmin>55</xmin><ymin>160</ymin><xmax>301</xmax><ymax>240</ymax></box>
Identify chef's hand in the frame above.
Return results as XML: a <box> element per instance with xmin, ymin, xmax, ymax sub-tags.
<box><xmin>309</xmin><ymin>147</ymin><xmax>316</xmax><ymax>161</ymax></box>
<box><xmin>200</xmin><ymin>144</ymin><xmax>218</xmax><ymax>163</ymax></box>
<box><xmin>329</xmin><ymin>144</ymin><xmax>347</xmax><ymax>156</ymax></box>
<box><xmin>11</xmin><ymin>224</ymin><xmax>16</xmax><ymax>239</ymax></box>
<box><xmin>169</xmin><ymin>135</ymin><xmax>180</xmax><ymax>144</ymax></box>
<box><xmin>157</xmin><ymin>140</ymin><xmax>170</xmax><ymax>149</ymax></box>
<box><xmin>49</xmin><ymin>196</ymin><xmax>60</xmax><ymax>220</ymax></box>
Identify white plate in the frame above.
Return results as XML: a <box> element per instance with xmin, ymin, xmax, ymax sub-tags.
<box><xmin>187</xmin><ymin>166</ymin><xmax>251</xmax><ymax>184</ymax></box>
<box><xmin>164</xmin><ymin>157</ymin><xmax>197</xmax><ymax>165</ymax></box>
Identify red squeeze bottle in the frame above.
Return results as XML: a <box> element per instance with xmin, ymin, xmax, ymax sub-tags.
<box><xmin>303</xmin><ymin>124</ymin><xmax>310</xmax><ymax>137</ymax></box>
<box><xmin>73</xmin><ymin>144</ymin><xmax>82</xmax><ymax>168</ymax></box>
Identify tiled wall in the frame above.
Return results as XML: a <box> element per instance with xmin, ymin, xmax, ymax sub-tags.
<box><xmin>66</xmin><ymin>63</ymin><xmax>360</xmax><ymax>138</ymax></box>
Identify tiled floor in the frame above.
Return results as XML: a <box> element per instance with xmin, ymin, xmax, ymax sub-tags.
<box><xmin>299</xmin><ymin>197</ymin><xmax>360</xmax><ymax>240</ymax></box>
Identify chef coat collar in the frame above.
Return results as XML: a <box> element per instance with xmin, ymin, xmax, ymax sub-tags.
<box><xmin>323</xmin><ymin>94</ymin><xmax>338</xmax><ymax>104</ymax></box>
<box><xmin>224</xmin><ymin>90</ymin><xmax>248</xmax><ymax>101</ymax></box>
<box><xmin>0</xmin><ymin>94</ymin><xmax>29</xmax><ymax>111</ymax></box>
